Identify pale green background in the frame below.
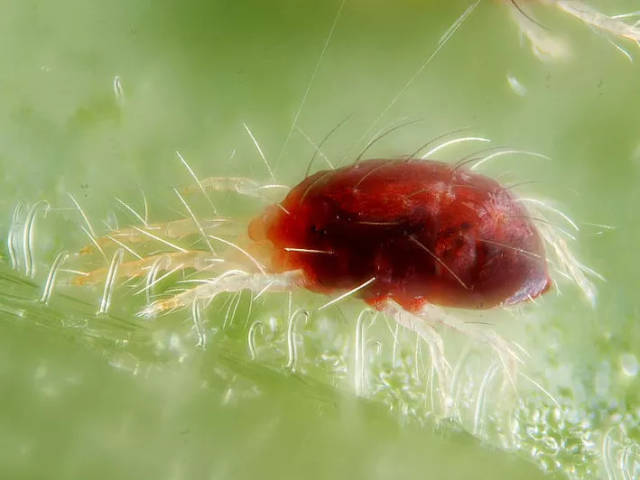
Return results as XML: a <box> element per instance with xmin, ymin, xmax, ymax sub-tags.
<box><xmin>1</xmin><ymin>0</ymin><xmax>639</xmax><ymax>478</ymax></box>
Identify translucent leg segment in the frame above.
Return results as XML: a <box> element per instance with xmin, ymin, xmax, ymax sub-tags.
<box><xmin>418</xmin><ymin>304</ymin><xmax>522</xmax><ymax>390</ymax></box>
<box><xmin>384</xmin><ymin>301</ymin><xmax>523</xmax><ymax>412</ymax></box>
<box><xmin>554</xmin><ymin>1</ymin><xmax>640</xmax><ymax>44</ymax></box>
<box><xmin>139</xmin><ymin>269</ymin><xmax>304</xmax><ymax>317</ymax></box>
<box><xmin>184</xmin><ymin>176</ymin><xmax>289</xmax><ymax>202</ymax></box>
<box><xmin>79</xmin><ymin>217</ymin><xmax>233</xmax><ymax>254</ymax></box>
<box><xmin>382</xmin><ymin>302</ymin><xmax>453</xmax><ymax>411</ymax></box>
<box><xmin>72</xmin><ymin>250</ymin><xmax>217</xmax><ymax>286</ymax></box>
<box><xmin>509</xmin><ymin>0</ymin><xmax>640</xmax><ymax>61</ymax></box>
<box><xmin>508</xmin><ymin>3</ymin><xmax>570</xmax><ymax>61</ymax></box>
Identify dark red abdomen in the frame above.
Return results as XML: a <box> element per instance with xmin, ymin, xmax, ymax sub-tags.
<box><xmin>254</xmin><ymin>159</ymin><xmax>551</xmax><ymax>311</ymax></box>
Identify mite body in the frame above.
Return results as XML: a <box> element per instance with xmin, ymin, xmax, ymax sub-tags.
<box><xmin>250</xmin><ymin>158</ymin><xmax>551</xmax><ymax>312</ymax></box>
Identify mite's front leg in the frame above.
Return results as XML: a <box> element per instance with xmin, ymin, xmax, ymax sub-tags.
<box><xmin>72</xmin><ymin>250</ymin><xmax>217</xmax><ymax>286</ymax></box>
<box><xmin>184</xmin><ymin>176</ymin><xmax>290</xmax><ymax>203</ymax></box>
<box><xmin>139</xmin><ymin>269</ymin><xmax>305</xmax><ymax>317</ymax></box>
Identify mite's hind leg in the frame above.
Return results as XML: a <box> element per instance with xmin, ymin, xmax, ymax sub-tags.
<box><xmin>383</xmin><ymin>302</ymin><xmax>453</xmax><ymax>413</ymax></box>
<box><xmin>139</xmin><ymin>269</ymin><xmax>305</xmax><ymax>317</ymax></box>
<box><xmin>418</xmin><ymin>304</ymin><xmax>522</xmax><ymax>392</ymax></box>
<box><xmin>183</xmin><ymin>177</ymin><xmax>290</xmax><ymax>202</ymax></box>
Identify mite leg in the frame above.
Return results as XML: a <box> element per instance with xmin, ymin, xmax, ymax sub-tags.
<box><xmin>72</xmin><ymin>250</ymin><xmax>220</xmax><ymax>286</ymax></box>
<box><xmin>139</xmin><ymin>269</ymin><xmax>305</xmax><ymax>318</ymax></box>
<box><xmin>108</xmin><ymin>218</ymin><xmax>232</xmax><ymax>244</ymax></box>
<box><xmin>79</xmin><ymin>217</ymin><xmax>237</xmax><ymax>255</ymax></box>
<box><xmin>79</xmin><ymin>177</ymin><xmax>286</xmax><ymax>256</ymax></box>
<box><xmin>183</xmin><ymin>176</ymin><xmax>290</xmax><ymax>202</ymax></box>
<box><xmin>418</xmin><ymin>304</ymin><xmax>522</xmax><ymax>391</ymax></box>
<box><xmin>382</xmin><ymin>302</ymin><xmax>453</xmax><ymax>412</ymax></box>
<box><xmin>553</xmin><ymin>0</ymin><xmax>640</xmax><ymax>44</ymax></box>
<box><xmin>537</xmin><ymin>222</ymin><xmax>598</xmax><ymax>306</ymax></box>
<box><xmin>507</xmin><ymin>1</ymin><xmax>570</xmax><ymax>60</ymax></box>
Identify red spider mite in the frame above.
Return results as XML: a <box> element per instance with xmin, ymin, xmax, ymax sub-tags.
<box><xmin>249</xmin><ymin>157</ymin><xmax>552</xmax><ymax>313</ymax></box>
<box><xmin>32</xmin><ymin>144</ymin><xmax>589</xmax><ymax>394</ymax></box>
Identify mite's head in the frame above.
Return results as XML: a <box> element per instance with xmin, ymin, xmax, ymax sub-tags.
<box><xmin>247</xmin><ymin>179</ymin><xmax>328</xmax><ymax>275</ymax></box>
<box><xmin>248</xmin><ymin>202</ymin><xmax>301</xmax><ymax>272</ymax></box>
<box><xmin>248</xmin><ymin>168</ymin><xmax>326</xmax><ymax>246</ymax></box>
<box><xmin>248</xmin><ymin>204</ymin><xmax>280</xmax><ymax>244</ymax></box>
